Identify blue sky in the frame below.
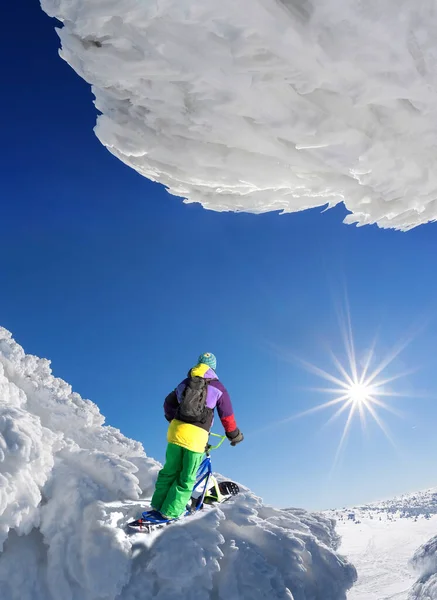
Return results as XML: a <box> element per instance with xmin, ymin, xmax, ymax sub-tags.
<box><xmin>3</xmin><ymin>2</ymin><xmax>437</xmax><ymax>510</ymax></box>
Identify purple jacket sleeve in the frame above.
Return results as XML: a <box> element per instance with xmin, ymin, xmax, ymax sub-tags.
<box><xmin>215</xmin><ymin>382</ymin><xmax>238</xmax><ymax>436</ymax></box>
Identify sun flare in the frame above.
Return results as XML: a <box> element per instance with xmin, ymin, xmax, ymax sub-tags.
<box><xmin>347</xmin><ymin>382</ymin><xmax>373</xmax><ymax>406</ymax></box>
<box><xmin>284</xmin><ymin>305</ymin><xmax>418</xmax><ymax>469</ymax></box>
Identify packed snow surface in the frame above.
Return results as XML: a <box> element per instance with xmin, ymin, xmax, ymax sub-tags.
<box><xmin>0</xmin><ymin>327</ymin><xmax>356</xmax><ymax>600</ymax></box>
<box><xmin>40</xmin><ymin>0</ymin><xmax>437</xmax><ymax>230</ymax></box>
<box><xmin>327</xmin><ymin>487</ymin><xmax>437</xmax><ymax>600</ymax></box>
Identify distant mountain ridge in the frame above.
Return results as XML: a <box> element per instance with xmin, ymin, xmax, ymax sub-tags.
<box><xmin>327</xmin><ymin>487</ymin><xmax>437</xmax><ymax>523</ymax></box>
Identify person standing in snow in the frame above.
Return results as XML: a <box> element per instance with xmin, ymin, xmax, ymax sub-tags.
<box><xmin>151</xmin><ymin>352</ymin><xmax>243</xmax><ymax>520</ymax></box>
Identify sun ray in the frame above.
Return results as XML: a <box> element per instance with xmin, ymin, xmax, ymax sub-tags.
<box><xmin>331</xmin><ymin>402</ymin><xmax>357</xmax><ymax>471</ymax></box>
<box><xmin>371</xmin><ymin>367</ymin><xmax>420</xmax><ymax>388</ymax></box>
<box><xmin>247</xmin><ymin>394</ymin><xmax>351</xmax><ymax>436</ymax></box>
<box><xmin>357</xmin><ymin>399</ymin><xmax>368</xmax><ymax>433</ymax></box>
<box><xmin>359</xmin><ymin>334</ymin><xmax>379</xmax><ymax>384</ymax></box>
<box><xmin>339</xmin><ymin>291</ymin><xmax>359</xmax><ymax>384</ymax></box>
<box><xmin>296</xmin><ymin>357</ymin><xmax>350</xmax><ymax>389</ymax></box>
<box><xmin>321</xmin><ymin>398</ymin><xmax>354</xmax><ymax>429</ymax></box>
<box><xmin>305</xmin><ymin>387</ymin><xmax>353</xmax><ymax>395</ymax></box>
<box><xmin>365</xmin><ymin>335</ymin><xmax>416</xmax><ymax>386</ymax></box>
<box><xmin>366</xmin><ymin>396</ymin><xmax>405</xmax><ymax>419</ymax></box>
<box><xmin>328</xmin><ymin>350</ymin><xmax>354</xmax><ymax>387</ymax></box>
<box><xmin>371</xmin><ymin>389</ymin><xmax>428</xmax><ymax>399</ymax></box>
<box><xmin>286</xmin><ymin>394</ymin><xmax>351</xmax><ymax>421</ymax></box>
<box><xmin>365</xmin><ymin>403</ymin><xmax>398</xmax><ymax>449</ymax></box>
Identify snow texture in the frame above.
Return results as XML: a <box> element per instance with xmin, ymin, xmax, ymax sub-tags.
<box><xmin>40</xmin><ymin>0</ymin><xmax>437</xmax><ymax>230</ymax></box>
<box><xmin>328</xmin><ymin>487</ymin><xmax>437</xmax><ymax>600</ymax></box>
<box><xmin>405</xmin><ymin>492</ymin><xmax>437</xmax><ymax>599</ymax></box>
<box><xmin>409</xmin><ymin>535</ymin><xmax>437</xmax><ymax>599</ymax></box>
<box><xmin>0</xmin><ymin>326</ymin><xmax>355</xmax><ymax>599</ymax></box>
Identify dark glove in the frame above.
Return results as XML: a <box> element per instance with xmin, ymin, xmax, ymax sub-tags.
<box><xmin>226</xmin><ymin>429</ymin><xmax>244</xmax><ymax>446</ymax></box>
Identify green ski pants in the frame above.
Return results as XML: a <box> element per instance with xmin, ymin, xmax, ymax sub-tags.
<box><xmin>151</xmin><ymin>443</ymin><xmax>204</xmax><ymax>519</ymax></box>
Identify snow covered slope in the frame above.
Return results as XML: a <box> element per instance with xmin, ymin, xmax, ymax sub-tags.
<box><xmin>40</xmin><ymin>0</ymin><xmax>437</xmax><ymax>230</ymax></box>
<box><xmin>0</xmin><ymin>327</ymin><xmax>356</xmax><ymax>600</ymax></box>
<box><xmin>327</xmin><ymin>488</ymin><xmax>437</xmax><ymax>600</ymax></box>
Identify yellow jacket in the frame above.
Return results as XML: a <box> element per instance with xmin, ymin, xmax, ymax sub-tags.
<box><xmin>167</xmin><ymin>419</ymin><xmax>208</xmax><ymax>453</ymax></box>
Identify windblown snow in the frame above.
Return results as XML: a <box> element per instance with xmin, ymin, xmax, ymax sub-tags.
<box><xmin>0</xmin><ymin>327</ymin><xmax>356</xmax><ymax>600</ymax></box>
<box><xmin>40</xmin><ymin>0</ymin><xmax>437</xmax><ymax>230</ymax></box>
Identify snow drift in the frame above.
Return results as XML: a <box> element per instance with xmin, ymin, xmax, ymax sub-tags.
<box><xmin>40</xmin><ymin>0</ymin><xmax>437</xmax><ymax>230</ymax></box>
<box><xmin>409</xmin><ymin>536</ymin><xmax>437</xmax><ymax>599</ymax></box>
<box><xmin>0</xmin><ymin>326</ymin><xmax>356</xmax><ymax>599</ymax></box>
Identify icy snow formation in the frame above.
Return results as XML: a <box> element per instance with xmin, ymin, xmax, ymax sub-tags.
<box><xmin>0</xmin><ymin>326</ymin><xmax>356</xmax><ymax>600</ymax></box>
<box><xmin>409</xmin><ymin>536</ymin><xmax>437</xmax><ymax>599</ymax></box>
<box><xmin>40</xmin><ymin>0</ymin><xmax>437</xmax><ymax>230</ymax></box>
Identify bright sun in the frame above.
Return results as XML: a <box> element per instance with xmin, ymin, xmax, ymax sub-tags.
<box><xmin>347</xmin><ymin>383</ymin><xmax>373</xmax><ymax>405</ymax></box>
<box><xmin>281</xmin><ymin>303</ymin><xmax>416</xmax><ymax>469</ymax></box>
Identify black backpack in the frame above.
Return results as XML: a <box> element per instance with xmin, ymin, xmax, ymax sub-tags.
<box><xmin>176</xmin><ymin>376</ymin><xmax>215</xmax><ymax>424</ymax></box>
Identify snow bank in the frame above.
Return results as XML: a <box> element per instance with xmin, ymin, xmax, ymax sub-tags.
<box><xmin>409</xmin><ymin>536</ymin><xmax>437</xmax><ymax>599</ymax></box>
<box><xmin>40</xmin><ymin>0</ymin><xmax>437</xmax><ymax>230</ymax></box>
<box><xmin>0</xmin><ymin>326</ymin><xmax>356</xmax><ymax>599</ymax></box>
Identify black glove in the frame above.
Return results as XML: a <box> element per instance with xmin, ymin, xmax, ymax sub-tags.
<box><xmin>227</xmin><ymin>429</ymin><xmax>244</xmax><ymax>446</ymax></box>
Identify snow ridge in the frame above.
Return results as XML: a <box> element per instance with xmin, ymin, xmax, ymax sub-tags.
<box><xmin>329</xmin><ymin>487</ymin><xmax>437</xmax><ymax>524</ymax></box>
<box><xmin>0</xmin><ymin>327</ymin><xmax>355</xmax><ymax>599</ymax></box>
<box><xmin>40</xmin><ymin>0</ymin><xmax>437</xmax><ymax>229</ymax></box>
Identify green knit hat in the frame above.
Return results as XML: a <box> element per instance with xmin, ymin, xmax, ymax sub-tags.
<box><xmin>198</xmin><ymin>352</ymin><xmax>217</xmax><ymax>371</ymax></box>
